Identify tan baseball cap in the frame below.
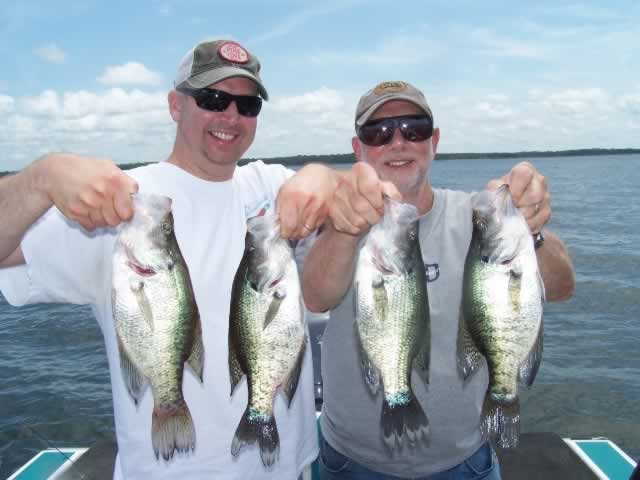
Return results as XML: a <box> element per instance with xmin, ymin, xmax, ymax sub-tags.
<box><xmin>174</xmin><ymin>39</ymin><xmax>269</xmax><ymax>100</ymax></box>
<box><xmin>355</xmin><ymin>80</ymin><xmax>432</xmax><ymax>128</ymax></box>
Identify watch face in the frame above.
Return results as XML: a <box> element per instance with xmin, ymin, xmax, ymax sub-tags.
<box><xmin>534</xmin><ymin>231</ymin><xmax>544</xmax><ymax>249</ymax></box>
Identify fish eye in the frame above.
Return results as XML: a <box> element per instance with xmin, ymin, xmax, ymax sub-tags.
<box><xmin>161</xmin><ymin>222</ymin><xmax>172</xmax><ymax>235</ymax></box>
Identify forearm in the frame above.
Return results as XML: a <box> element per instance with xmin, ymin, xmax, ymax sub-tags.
<box><xmin>302</xmin><ymin>225</ymin><xmax>361</xmax><ymax>312</ymax></box>
<box><xmin>0</xmin><ymin>159</ymin><xmax>52</xmax><ymax>267</ymax></box>
<box><xmin>537</xmin><ymin>229</ymin><xmax>575</xmax><ymax>302</ymax></box>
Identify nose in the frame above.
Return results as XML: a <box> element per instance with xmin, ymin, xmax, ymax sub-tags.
<box><xmin>220</xmin><ymin>99</ymin><xmax>241</xmax><ymax>123</ymax></box>
<box><xmin>389</xmin><ymin>127</ymin><xmax>408</xmax><ymax>148</ymax></box>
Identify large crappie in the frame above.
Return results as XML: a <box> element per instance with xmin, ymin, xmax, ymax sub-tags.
<box><xmin>457</xmin><ymin>184</ymin><xmax>545</xmax><ymax>448</ymax></box>
<box><xmin>354</xmin><ymin>197</ymin><xmax>430</xmax><ymax>450</ymax></box>
<box><xmin>229</xmin><ymin>213</ymin><xmax>306</xmax><ymax>467</ymax></box>
<box><xmin>112</xmin><ymin>193</ymin><xmax>204</xmax><ymax>461</ymax></box>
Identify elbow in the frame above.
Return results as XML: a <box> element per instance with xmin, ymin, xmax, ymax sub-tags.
<box><xmin>546</xmin><ymin>273</ymin><xmax>576</xmax><ymax>302</ymax></box>
<box><xmin>302</xmin><ymin>290</ymin><xmax>330</xmax><ymax>314</ymax></box>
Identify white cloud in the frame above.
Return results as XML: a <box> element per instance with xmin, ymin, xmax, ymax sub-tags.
<box><xmin>619</xmin><ymin>93</ymin><xmax>640</xmax><ymax>115</ymax></box>
<box><xmin>23</xmin><ymin>90</ymin><xmax>60</xmax><ymax>116</ymax></box>
<box><xmin>0</xmin><ymin>87</ymin><xmax>174</xmax><ymax>171</ymax></box>
<box><xmin>0</xmin><ymin>95</ymin><xmax>14</xmax><ymax>114</ymax></box>
<box><xmin>271</xmin><ymin>87</ymin><xmax>345</xmax><ymax>114</ymax></box>
<box><xmin>540</xmin><ymin>88</ymin><xmax>610</xmax><ymax>116</ymax></box>
<box><xmin>475</xmin><ymin>102</ymin><xmax>514</xmax><ymax>120</ymax></box>
<box><xmin>98</xmin><ymin>62</ymin><xmax>163</xmax><ymax>87</ymax></box>
<box><xmin>34</xmin><ymin>43</ymin><xmax>66</xmax><ymax>64</ymax></box>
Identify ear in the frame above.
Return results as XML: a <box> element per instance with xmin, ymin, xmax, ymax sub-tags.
<box><xmin>352</xmin><ymin>136</ymin><xmax>363</xmax><ymax>162</ymax></box>
<box><xmin>431</xmin><ymin>127</ymin><xmax>441</xmax><ymax>154</ymax></box>
<box><xmin>168</xmin><ymin>90</ymin><xmax>183</xmax><ymax>123</ymax></box>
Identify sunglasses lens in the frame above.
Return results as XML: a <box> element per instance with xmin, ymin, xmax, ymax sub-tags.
<box><xmin>195</xmin><ymin>90</ymin><xmax>232</xmax><ymax>112</ymax></box>
<box><xmin>358</xmin><ymin>116</ymin><xmax>432</xmax><ymax>146</ymax></box>
<box><xmin>236</xmin><ymin>96</ymin><xmax>263</xmax><ymax>117</ymax></box>
<box><xmin>400</xmin><ymin>117</ymin><xmax>433</xmax><ymax>142</ymax></box>
<box><xmin>182</xmin><ymin>88</ymin><xmax>262</xmax><ymax>117</ymax></box>
<box><xmin>358</xmin><ymin>122</ymin><xmax>394</xmax><ymax>146</ymax></box>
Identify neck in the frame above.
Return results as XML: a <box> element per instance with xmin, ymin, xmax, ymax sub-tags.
<box><xmin>403</xmin><ymin>181</ymin><xmax>434</xmax><ymax>216</ymax></box>
<box><xmin>167</xmin><ymin>143</ymin><xmax>236</xmax><ymax>182</ymax></box>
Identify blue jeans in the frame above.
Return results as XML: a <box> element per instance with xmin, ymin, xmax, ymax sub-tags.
<box><xmin>318</xmin><ymin>433</ymin><xmax>501</xmax><ymax>480</ymax></box>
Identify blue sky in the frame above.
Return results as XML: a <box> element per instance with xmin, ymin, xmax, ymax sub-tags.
<box><xmin>1</xmin><ymin>1</ymin><xmax>639</xmax><ymax>170</ymax></box>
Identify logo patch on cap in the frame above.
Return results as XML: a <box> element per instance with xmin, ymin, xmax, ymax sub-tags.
<box><xmin>373</xmin><ymin>81</ymin><xmax>408</xmax><ymax>95</ymax></box>
<box><xmin>218</xmin><ymin>41</ymin><xmax>250</xmax><ymax>64</ymax></box>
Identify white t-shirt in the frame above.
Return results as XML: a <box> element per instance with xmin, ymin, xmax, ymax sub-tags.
<box><xmin>0</xmin><ymin>161</ymin><xmax>319</xmax><ymax>480</ymax></box>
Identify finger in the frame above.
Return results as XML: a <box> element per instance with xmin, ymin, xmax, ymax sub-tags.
<box><xmin>88</xmin><ymin>207</ymin><xmax>108</xmax><ymax>229</ymax></box>
<box><xmin>517</xmin><ymin>173</ymin><xmax>548</xmax><ymax>210</ymax></box>
<box><xmin>298</xmin><ymin>197</ymin><xmax>326</xmax><ymax>238</ymax></box>
<box><xmin>277</xmin><ymin>196</ymin><xmax>300</xmax><ymax>239</ymax></box>
<box><xmin>101</xmin><ymin>197</ymin><xmax>120</xmax><ymax>227</ymax></box>
<box><xmin>113</xmin><ymin>189</ymin><xmax>134</xmax><ymax>222</ymax></box>
<box><xmin>77</xmin><ymin>215</ymin><xmax>97</xmax><ymax>232</ymax></box>
<box><xmin>350</xmin><ymin>194</ymin><xmax>382</xmax><ymax>226</ymax></box>
<box><xmin>329</xmin><ymin>204</ymin><xmax>363</xmax><ymax>236</ymax></box>
<box><xmin>506</xmin><ymin>162</ymin><xmax>536</xmax><ymax>204</ymax></box>
<box><xmin>353</xmin><ymin>163</ymin><xmax>384</xmax><ymax>213</ymax></box>
<box><xmin>381</xmin><ymin>181</ymin><xmax>401</xmax><ymax>202</ymax></box>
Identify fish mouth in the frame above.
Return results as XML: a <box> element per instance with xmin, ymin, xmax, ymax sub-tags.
<box><xmin>124</xmin><ymin>245</ymin><xmax>157</xmax><ymax>277</ymax></box>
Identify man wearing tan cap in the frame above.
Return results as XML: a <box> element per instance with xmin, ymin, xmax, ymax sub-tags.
<box><xmin>302</xmin><ymin>81</ymin><xmax>576</xmax><ymax>479</ymax></box>
<box><xmin>0</xmin><ymin>39</ymin><xmax>342</xmax><ymax>479</ymax></box>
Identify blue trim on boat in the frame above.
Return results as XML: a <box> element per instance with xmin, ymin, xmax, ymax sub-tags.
<box><xmin>8</xmin><ymin>449</ymin><xmax>87</xmax><ymax>480</ymax></box>
<box><xmin>565</xmin><ymin>438</ymin><xmax>636</xmax><ymax>480</ymax></box>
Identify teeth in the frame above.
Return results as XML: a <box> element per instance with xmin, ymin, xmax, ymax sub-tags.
<box><xmin>388</xmin><ymin>160</ymin><xmax>410</xmax><ymax>167</ymax></box>
<box><xmin>210</xmin><ymin>130</ymin><xmax>235</xmax><ymax>141</ymax></box>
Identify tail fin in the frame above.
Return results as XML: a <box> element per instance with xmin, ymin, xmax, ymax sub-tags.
<box><xmin>231</xmin><ymin>407</ymin><xmax>280</xmax><ymax>467</ymax></box>
<box><xmin>481</xmin><ymin>394</ymin><xmax>520</xmax><ymax>448</ymax></box>
<box><xmin>381</xmin><ymin>394</ymin><xmax>430</xmax><ymax>450</ymax></box>
<box><xmin>151</xmin><ymin>399</ymin><xmax>195</xmax><ymax>461</ymax></box>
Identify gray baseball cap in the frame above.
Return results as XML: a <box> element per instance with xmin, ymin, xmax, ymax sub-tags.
<box><xmin>174</xmin><ymin>39</ymin><xmax>269</xmax><ymax>100</ymax></box>
<box><xmin>355</xmin><ymin>80</ymin><xmax>432</xmax><ymax>128</ymax></box>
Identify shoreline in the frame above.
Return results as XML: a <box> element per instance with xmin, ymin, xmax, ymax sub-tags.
<box><xmin>1</xmin><ymin>148</ymin><xmax>639</xmax><ymax>176</ymax></box>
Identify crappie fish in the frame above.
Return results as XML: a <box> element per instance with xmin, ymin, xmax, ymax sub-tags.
<box><xmin>229</xmin><ymin>213</ymin><xmax>306</xmax><ymax>467</ymax></box>
<box><xmin>111</xmin><ymin>193</ymin><xmax>204</xmax><ymax>461</ymax></box>
<box><xmin>354</xmin><ymin>197</ymin><xmax>430</xmax><ymax>450</ymax></box>
<box><xmin>457</xmin><ymin>184</ymin><xmax>545</xmax><ymax>448</ymax></box>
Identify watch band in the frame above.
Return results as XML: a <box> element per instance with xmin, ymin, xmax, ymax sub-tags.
<box><xmin>533</xmin><ymin>230</ymin><xmax>544</xmax><ymax>250</ymax></box>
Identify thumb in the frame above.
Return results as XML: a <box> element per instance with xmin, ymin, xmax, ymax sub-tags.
<box><xmin>487</xmin><ymin>174</ymin><xmax>509</xmax><ymax>191</ymax></box>
<box><xmin>381</xmin><ymin>181</ymin><xmax>402</xmax><ymax>202</ymax></box>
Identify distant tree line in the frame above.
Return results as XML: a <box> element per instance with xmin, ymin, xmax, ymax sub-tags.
<box><xmin>1</xmin><ymin>148</ymin><xmax>639</xmax><ymax>176</ymax></box>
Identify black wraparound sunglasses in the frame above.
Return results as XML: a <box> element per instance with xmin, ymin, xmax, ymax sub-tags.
<box><xmin>357</xmin><ymin>115</ymin><xmax>433</xmax><ymax>147</ymax></box>
<box><xmin>176</xmin><ymin>86</ymin><xmax>263</xmax><ymax>117</ymax></box>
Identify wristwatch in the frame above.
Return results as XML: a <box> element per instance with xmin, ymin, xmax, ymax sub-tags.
<box><xmin>533</xmin><ymin>230</ymin><xmax>544</xmax><ymax>250</ymax></box>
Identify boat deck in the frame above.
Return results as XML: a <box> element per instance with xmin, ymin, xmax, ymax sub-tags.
<box><xmin>8</xmin><ymin>432</ymin><xmax>637</xmax><ymax>480</ymax></box>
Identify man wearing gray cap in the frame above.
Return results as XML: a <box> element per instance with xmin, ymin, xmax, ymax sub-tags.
<box><xmin>0</xmin><ymin>39</ymin><xmax>342</xmax><ymax>479</ymax></box>
<box><xmin>302</xmin><ymin>81</ymin><xmax>576</xmax><ymax>479</ymax></box>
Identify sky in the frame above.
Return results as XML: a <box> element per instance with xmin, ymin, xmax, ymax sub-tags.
<box><xmin>1</xmin><ymin>0</ymin><xmax>639</xmax><ymax>171</ymax></box>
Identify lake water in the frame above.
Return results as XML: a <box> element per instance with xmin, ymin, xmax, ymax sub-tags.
<box><xmin>0</xmin><ymin>154</ymin><xmax>638</xmax><ymax>478</ymax></box>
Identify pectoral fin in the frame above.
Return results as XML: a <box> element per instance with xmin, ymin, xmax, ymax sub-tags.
<box><xmin>456</xmin><ymin>307</ymin><xmax>484</xmax><ymax>381</ymax></box>
<box><xmin>186</xmin><ymin>314</ymin><xmax>205</xmax><ymax>382</ymax></box>
<box><xmin>282</xmin><ymin>337</ymin><xmax>306</xmax><ymax>407</ymax></box>
<box><xmin>518</xmin><ymin>317</ymin><xmax>543</xmax><ymax>388</ymax></box>
<box><xmin>354</xmin><ymin>322</ymin><xmax>380</xmax><ymax>395</ymax></box>
<box><xmin>117</xmin><ymin>335</ymin><xmax>148</xmax><ymax>404</ymax></box>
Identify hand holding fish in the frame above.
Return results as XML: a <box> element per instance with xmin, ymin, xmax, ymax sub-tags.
<box><xmin>276</xmin><ymin>163</ymin><xmax>337</xmax><ymax>239</ymax></box>
<box><xmin>39</xmin><ymin>153</ymin><xmax>138</xmax><ymax>231</ymax></box>
<box><xmin>327</xmin><ymin>162</ymin><xmax>401</xmax><ymax>237</ymax></box>
<box><xmin>487</xmin><ymin>161</ymin><xmax>550</xmax><ymax>234</ymax></box>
